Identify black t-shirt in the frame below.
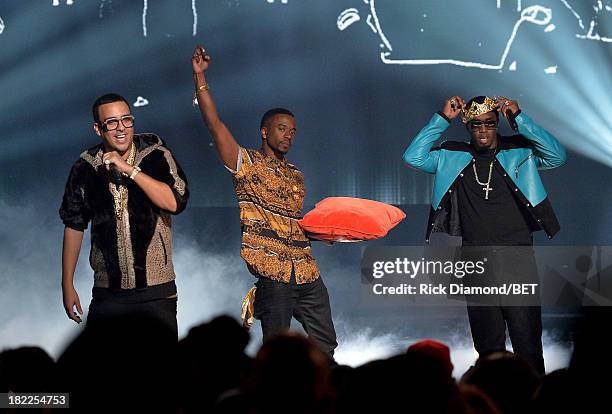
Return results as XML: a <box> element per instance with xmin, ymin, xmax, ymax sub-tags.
<box><xmin>457</xmin><ymin>148</ymin><xmax>532</xmax><ymax>246</ymax></box>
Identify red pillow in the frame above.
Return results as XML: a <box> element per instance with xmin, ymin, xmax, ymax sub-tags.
<box><xmin>298</xmin><ymin>197</ymin><xmax>406</xmax><ymax>241</ymax></box>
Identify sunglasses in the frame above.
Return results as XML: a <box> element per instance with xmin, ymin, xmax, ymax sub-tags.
<box><xmin>467</xmin><ymin>120</ymin><xmax>498</xmax><ymax>131</ymax></box>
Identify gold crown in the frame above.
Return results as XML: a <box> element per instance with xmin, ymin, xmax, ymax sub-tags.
<box><xmin>461</xmin><ymin>96</ymin><xmax>498</xmax><ymax>124</ymax></box>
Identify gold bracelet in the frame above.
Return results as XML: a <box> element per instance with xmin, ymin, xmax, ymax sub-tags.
<box><xmin>129</xmin><ymin>166</ymin><xmax>141</xmax><ymax>180</ymax></box>
<box><xmin>192</xmin><ymin>83</ymin><xmax>209</xmax><ymax>107</ymax></box>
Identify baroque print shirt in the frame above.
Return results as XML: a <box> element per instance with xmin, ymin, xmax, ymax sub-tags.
<box><xmin>228</xmin><ymin>147</ymin><xmax>319</xmax><ymax>284</ymax></box>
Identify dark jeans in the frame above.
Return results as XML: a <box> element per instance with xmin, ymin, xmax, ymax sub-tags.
<box><xmin>462</xmin><ymin>246</ymin><xmax>544</xmax><ymax>374</ymax></box>
<box><xmin>253</xmin><ymin>271</ymin><xmax>338</xmax><ymax>359</ymax></box>
<box><xmin>87</xmin><ymin>296</ymin><xmax>178</xmax><ymax>340</ymax></box>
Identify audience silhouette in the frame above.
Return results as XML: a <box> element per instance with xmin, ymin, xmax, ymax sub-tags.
<box><xmin>1</xmin><ymin>310</ymin><xmax>606</xmax><ymax>413</ymax></box>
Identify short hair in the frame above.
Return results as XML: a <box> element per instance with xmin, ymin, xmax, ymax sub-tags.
<box><xmin>260</xmin><ymin>108</ymin><xmax>294</xmax><ymax>130</ymax></box>
<box><xmin>465</xmin><ymin>96</ymin><xmax>499</xmax><ymax>121</ymax></box>
<box><xmin>92</xmin><ymin>93</ymin><xmax>130</xmax><ymax>124</ymax></box>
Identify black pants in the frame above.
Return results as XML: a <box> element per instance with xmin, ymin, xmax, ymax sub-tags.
<box><xmin>253</xmin><ymin>271</ymin><xmax>338</xmax><ymax>359</ymax></box>
<box><xmin>467</xmin><ymin>305</ymin><xmax>544</xmax><ymax>374</ymax></box>
<box><xmin>462</xmin><ymin>246</ymin><xmax>544</xmax><ymax>374</ymax></box>
<box><xmin>87</xmin><ymin>296</ymin><xmax>178</xmax><ymax>340</ymax></box>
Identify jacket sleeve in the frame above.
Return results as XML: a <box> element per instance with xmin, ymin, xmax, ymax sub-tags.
<box><xmin>59</xmin><ymin>161</ymin><xmax>92</xmax><ymax>231</ymax></box>
<box><xmin>402</xmin><ymin>113</ymin><xmax>449</xmax><ymax>174</ymax></box>
<box><xmin>140</xmin><ymin>146</ymin><xmax>189</xmax><ymax>215</ymax></box>
<box><xmin>516</xmin><ymin>112</ymin><xmax>567</xmax><ymax>169</ymax></box>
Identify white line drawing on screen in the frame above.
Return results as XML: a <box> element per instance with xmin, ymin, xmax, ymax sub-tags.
<box><xmin>561</xmin><ymin>0</ymin><xmax>612</xmax><ymax>42</ymax></box>
<box><xmin>133</xmin><ymin>96</ymin><xmax>149</xmax><ymax>107</ymax></box>
<box><xmin>337</xmin><ymin>8</ymin><xmax>360</xmax><ymax>31</ymax></box>
<box><xmin>0</xmin><ymin>15</ymin><xmax>4</xmax><ymax>35</ymax></box>
<box><xmin>142</xmin><ymin>0</ymin><xmax>198</xmax><ymax>37</ymax></box>
<box><xmin>544</xmin><ymin>65</ymin><xmax>557</xmax><ymax>74</ymax></box>
<box><xmin>191</xmin><ymin>0</ymin><xmax>198</xmax><ymax>36</ymax></box>
<box><xmin>98</xmin><ymin>0</ymin><xmax>113</xmax><ymax>19</ymax></box>
<box><xmin>502</xmin><ymin>0</ymin><xmax>523</xmax><ymax>11</ymax></box>
<box><xmin>53</xmin><ymin>0</ymin><xmax>74</xmax><ymax>5</ymax></box>
<box><xmin>142</xmin><ymin>0</ymin><xmax>148</xmax><ymax>36</ymax></box>
<box><xmin>337</xmin><ymin>0</ymin><xmax>552</xmax><ymax>70</ymax></box>
<box><xmin>266</xmin><ymin>0</ymin><xmax>289</xmax><ymax>4</ymax></box>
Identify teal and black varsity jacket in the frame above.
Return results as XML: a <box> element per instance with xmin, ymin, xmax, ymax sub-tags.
<box><xmin>403</xmin><ymin>112</ymin><xmax>566</xmax><ymax>242</ymax></box>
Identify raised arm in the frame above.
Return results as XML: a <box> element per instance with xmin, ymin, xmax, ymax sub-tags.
<box><xmin>497</xmin><ymin>96</ymin><xmax>566</xmax><ymax>169</ymax></box>
<box><xmin>192</xmin><ymin>45</ymin><xmax>240</xmax><ymax>171</ymax></box>
<box><xmin>403</xmin><ymin>96</ymin><xmax>464</xmax><ymax>174</ymax></box>
<box><xmin>517</xmin><ymin>112</ymin><xmax>566</xmax><ymax>169</ymax></box>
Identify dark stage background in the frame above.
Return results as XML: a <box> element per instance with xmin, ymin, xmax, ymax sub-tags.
<box><xmin>1</xmin><ymin>0</ymin><xmax>611</xmax><ymax>373</ymax></box>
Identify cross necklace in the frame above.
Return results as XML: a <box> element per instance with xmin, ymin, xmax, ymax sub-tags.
<box><xmin>473</xmin><ymin>161</ymin><xmax>494</xmax><ymax>200</ymax></box>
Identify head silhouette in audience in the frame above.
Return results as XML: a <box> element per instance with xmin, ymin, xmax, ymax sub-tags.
<box><xmin>178</xmin><ymin>315</ymin><xmax>252</xmax><ymax>413</ymax></box>
<box><xmin>0</xmin><ymin>346</ymin><xmax>56</xmax><ymax>393</ymax></box>
<box><xmin>56</xmin><ymin>311</ymin><xmax>178</xmax><ymax>411</ymax></box>
<box><xmin>461</xmin><ymin>351</ymin><xmax>539</xmax><ymax>414</ymax></box>
<box><xmin>247</xmin><ymin>332</ymin><xmax>333</xmax><ymax>414</ymax></box>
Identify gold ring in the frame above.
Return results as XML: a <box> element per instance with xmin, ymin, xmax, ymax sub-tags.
<box><xmin>104</xmin><ymin>159</ymin><xmax>111</xmax><ymax>165</ymax></box>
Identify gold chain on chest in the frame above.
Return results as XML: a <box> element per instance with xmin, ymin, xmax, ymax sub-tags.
<box><xmin>109</xmin><ymin>143</ymin><xmax>136</xmax><ymax>219</ymax></box>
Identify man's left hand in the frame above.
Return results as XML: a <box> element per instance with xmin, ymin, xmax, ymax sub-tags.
<box><xmin>496</xmin><ymin>96</ymin><xmax>520</xmax><ymax>118</ymax></box>
<box><xmin>102</xmin><ymin>151</ymin><xmax>132</xmax><ymax>175</ymax></box>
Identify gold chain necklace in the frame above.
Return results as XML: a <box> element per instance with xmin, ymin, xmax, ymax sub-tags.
<box><xmin>472</xmin><ymin>161</ymin><xmax>494</xmax><ymax>200</ymax></box>
<box><xmin>109</xmin><ymin>143</ymin><xmax>136</xmax><ymax>219</ymax></box>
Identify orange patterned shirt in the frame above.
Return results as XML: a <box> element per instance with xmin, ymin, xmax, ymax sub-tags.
<box><xmin>228</xmin><ymin>147</ymin><xmax>320</xmax><ymax>284</ymax></box>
